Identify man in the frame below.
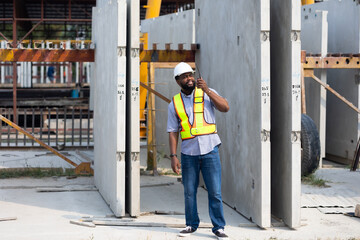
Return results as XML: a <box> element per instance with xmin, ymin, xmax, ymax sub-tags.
<box><xmin>167</xmin><ymin>62</ymin><xmax>230</xmax><ymax>239</ymax></box>
<box><xmin>47</xmin><ymin>66</ymin><xmax>55</xmax><ymax>83</ymax></box>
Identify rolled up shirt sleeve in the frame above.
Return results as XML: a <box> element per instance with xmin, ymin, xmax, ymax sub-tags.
<box><xmin>167</xmin><ymin>101</ymin><xmax>180</xmax><ymax>133</ymax></box>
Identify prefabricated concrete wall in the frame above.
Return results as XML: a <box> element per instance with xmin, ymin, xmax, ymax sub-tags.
<box><xmin>141</xmin><ymin>10</ymin><xmax>195</xmax><ymax>50</ymax></box>
<box><xmin>270</xmin><ymin>0</ymin><xmax>301</xmax><ymax>228</ymax></box>
<box><xmin>301</xmin><ymin>10</ymin><xmax>328</xmax><ymax>163</ymax></box>
<box><xmin>303</xmin><ymin>0</ymin><xmax>360</xmax><ymax>162</ymax></box>
<box><xmin>141</xmin><ymin>10</ymin><xmax>196</xmax><ymax>157</ymax></box>
<box><xmin>125</xmin><ymin>0</ymin><xmax>140</xmax><ymax>217</ymax></box>
<box><xmin>196</xmin><ymin>0</ymin><xmax>271</xmax><ymax>228</ymax></box>
<box><xmin>92</xmin><ymin>0</ymin><xmax>127</xmax><ymax>216</ymax></box>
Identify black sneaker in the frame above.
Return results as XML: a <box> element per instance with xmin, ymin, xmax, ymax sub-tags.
<box><xmin>214</xmin><ymin>229</ymin><xmax>229</xmax><ymax>239</ymax></box>
<box><xmin>178</xmin><ymin>226</ymin><xmax>196</xmax><ymax>237</ymax></box>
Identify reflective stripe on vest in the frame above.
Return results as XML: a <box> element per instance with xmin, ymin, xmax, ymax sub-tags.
<box><xmin>173</xmin><ymin>88</ymin><xmax>216</xmax><ymax>140</ymax></box>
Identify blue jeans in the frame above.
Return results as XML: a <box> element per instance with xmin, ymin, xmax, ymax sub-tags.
<box><xmin>181</xmin><ymin>146</ymin><xmax>226</xmax><ymax>233</ymax></box>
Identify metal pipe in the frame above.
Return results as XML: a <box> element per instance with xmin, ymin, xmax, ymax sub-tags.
<box><xmin>80</xmin><ymin>108</ymin><xmax>82</xmax><ymax>146</ymax></box>
<box><xmin>48</xmin><ymin>108</ymin><xmax>51</xmax><ymax>145</ymax></box>
<box><xmin>8</xmin><ymin>18</ymin><xmax>91</xmax><ymax>22</ymax></box>
<box><xmin>32</xmin><ymin>108</ymin><xmax>35</xmax><ymax>146</ymax></box>
<box><xmin>56</xmin><ymin>108</ymin><xmax>58</xmax><ymax>146</ymax></box>
<box><xmin>24</xmin><ymin>109</ymin><xmax>27</xmax><ymax>145</ymax></box>
<box><xmin>0</xmin><ymin>32</ymin><xmax>9</xmax><ymax>42</ymax></box>
<box><xmin>64</xmin><ymin>107</ymin><xmax>66</xmax><ymax>147</ymax></box>
<box><xmin>68</xmin><ymin>0</ymin><xmax>71</xmax><ymax>20</ymax></box>
<box><xmin>12</xmin><ymin>0</ymin><xmax>17</xmax><ymax>124</ymax></box>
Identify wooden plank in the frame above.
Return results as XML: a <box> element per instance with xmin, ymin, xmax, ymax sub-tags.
<box><xmin>0</xmin><ymin>217</ymin><xmax>17</xmax><ymax>222</ymax></box>
<box><xmin>92</xmin><ymin>220</ymin><xmax>212</xmax><ymax>228</ymax></box>
<box><xmin>70</xmin><ymin>220</ymin><xmax>96</xmax><ymax>228</ymax></box>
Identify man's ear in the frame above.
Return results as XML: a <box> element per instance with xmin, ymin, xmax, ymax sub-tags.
<box><xmin>175</xmin><ymin>79</ymin><xmax>181</xmax><ymax>87</ymax></box>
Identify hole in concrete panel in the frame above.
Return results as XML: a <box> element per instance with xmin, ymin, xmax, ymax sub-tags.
<box><xmin>336</xmin><ymin>61</ymin><xmax>339</xmax><ymax>64</ymax></box>
<box><xmin>351</xmin><ymin>139</ymin><xmax>354</xmax><ymax>143</ymax></box>
<box><xmin>346</xmin><ymin>59</ymin><xmax>350</xmax><ymax>64</ymax></box>
<box><xmin>326</xmin><ymin>60</ymin><xmax>329</xmax><ymax>64</ymax></box>
<box><xmin>306</xmin><ymin>61</ymin><xmax>308</xmax><ymax>64</ymax></box>
<box><xmin>198</xmin><ymin>8</ymin><xmax>200</xmax><ymax>16</ymax></box>
<box><xmin>315</xmin><ymin>61</ymin><xmax>319</xmax><ymax>64</ymax></box>
<box><xmin>357</xmin><ymin>61</ymin><xmax>359</xmax><ymax>64</ymax></box>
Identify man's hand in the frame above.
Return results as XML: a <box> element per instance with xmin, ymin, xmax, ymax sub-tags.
<box><xmin>196</xmin><ymin>77</ymin><xmax>210</xmax><ymax>93</ymax></box>
<box><xmin>171</xmin><ymin>156</ymin><xmax>181</xmax><ymax>175</ymax></box>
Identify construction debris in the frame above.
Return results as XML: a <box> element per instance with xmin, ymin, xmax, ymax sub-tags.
<box><xmin>140</xmin><ymin>210</ymin><xmax>184</xmax><ymax>216</ymax></box>
<box><xmin>355</xmin><ymin>204</ymin><xmax>360</xmax><ymax>217</ymax></box>
<box><xmin>92</xmin><ymin>220</ymin><xmax>212</xmax><ymax>228</ymax></box>
<box><xmin>140</xmin><ymin>182</ymin><xmax>175</xmax><ymax>188</ymax></box>
<box><xmin>36</xmin><ymin>185</ymin><xmax>97</xmax><ymax>192</ymax></box>
<box><xmin>69</xmin><ymin>220</ymin><xmax>96</xmax><ymax>228</ymax></box>
<box><xmin>0</xmin><ymin>217</ymin><xmax>17</xmax><ymax>222</ymax></box>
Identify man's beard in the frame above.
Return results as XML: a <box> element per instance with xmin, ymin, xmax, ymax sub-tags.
<box><xmin>181</xmin><ymin>82</ymin><xmax>195</xmax><ymax>92</ymax></box>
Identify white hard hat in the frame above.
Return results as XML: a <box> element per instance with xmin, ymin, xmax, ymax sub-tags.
<box><xmin>173</xmin><ymin>62</ymin><xmax>194</xmax><ymax>80</ymax></box>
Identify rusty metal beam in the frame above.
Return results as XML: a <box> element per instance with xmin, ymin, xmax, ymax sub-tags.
<box><xmin>0</xmin><ymin>18</ymin><xmax>92</xmax><ymax>22</ymax></box>
<box><xmin>0</xmin><ymin>49</ymin><xmax>94</xmax><ymax>62</ymax></box>
<box><xmin>140</xmin><ymin>50</ymin><xmax>195</xmax><ymax>62</ymax></box>
<box><xmin>18</xmin><ymin>20</ymin><xmax>43</xmax><ymax>45</ymax></box>
<box><xmin>0</xmin><ymin>32</ymin><xmax>10</xmax><ymax>42</ymax></box>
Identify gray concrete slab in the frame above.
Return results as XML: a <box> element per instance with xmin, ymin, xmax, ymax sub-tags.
<box><xmin>92</xmin><ymin>0</ymin><xmax>127</xmax><ymax>216</ymax></box>
<box><xmin>0</xmin><ymin>150</ymin><xmax>91</xmax><ymax>169</ymax></box>
<box><xmin>125</xmin><ymin>0</ymin><xmax>140</xmax><ymax>217</ymax></box>
<box><xmin>1</xmin><ymin>155</ymin><xmax>360</xmax><ymax>239</ymax></box>
<box><xmin>270</xmin><ymin>0</ymin><xmax>302</xmax><ymax>228</ymax></box>
<box><xmin>303</xmin><ymin>0</ymin><xmax>360</xmax><ymax>162</ymax></box>
<box><xmin>141</xmin><ymin>10</ymin><xmax>195</xmax><ymax>50</ymax></box>
<box><xmin>301</xmin><ymin>10</ymin><xmax>328</xmax><ymax>163</ymax></box>
<box><xmin>195</xmin><ymin>0</ymin><xmax>271</xmax><ymax>228</ymax></box>
<box><xmin>140</xmin><ymin>11</ymin><xmax>196</xmax><ymax>159</ymax></box>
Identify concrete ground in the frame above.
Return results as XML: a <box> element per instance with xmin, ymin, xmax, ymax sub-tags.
<box><xmin>0</xmin><ymin>147</ymin><xmax>359</xmax><ymax>240</ymax></box>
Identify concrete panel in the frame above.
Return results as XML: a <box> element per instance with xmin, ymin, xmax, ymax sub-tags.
<box><xmin>125</xmin><ymin>0</ymin><xmax>140</xmax><ymax>217</ymax></box>
<box><xmin>141</xmin><ymin>10</ymin><xmax>195</xmax><ymax>50</ymax></box>
<box><xmin>303</xmin><ymin>0</ymin><xmax>360</xmax><ymax>162</ymax></box>
<box><xmin>270</xmin><ymin>0</ymin><xmax>301</xmax><ymax>228</ymax></box>
<box><xmin>92</xmin><ymin>0</ymin><xmax>127</xmax><ymax>217</ymax></box>
<box><xmin>301</xmin><ymin>10</ymin><xmax>328</xmax><ymax>164</ymax></box>
<box><xmin>196</xmin><ymin>0</ymin><xmax>271</xmax><ymax>228</ymax></box>
<box><xmin>140</xmin><ymin>11</ymin><xmax>195</xmax><ymax>159</ymax></box>
<box><xmin>154</xmin><ymin>67</ymin><xmax>184</xmax><ymax>158</ymax></box>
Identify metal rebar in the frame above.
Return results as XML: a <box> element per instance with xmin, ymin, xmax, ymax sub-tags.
<box><xmin>32</xmin><ymin>108</ymin><xmax>35</xmax><ymax>146</ymax></box>
<box><xmin>15</xmin><ymin>109</ymin><xmax>18</xmax><ymax>146</ymax></box>
<box><xmin>87</xmin><ymin>109</ymin><xmax>90</xmax><ymax>148</ymax></box>
<box><xmin>7</xmin><ymin>108</ymin><xmax>10</xmax><ymax>146</ymax></box>
<box><xmin>72</xmin><ymin>108</ymin><xmax>74</xmax><ymax>146</ymax></box>
<box><xmin>24</xmin><ymin>109</ymin><xmax>27</xmax><ymax>145</ymax></box>
<box><xmin>40</xmin><ymin>108</ymin><xmax>43</xmax><ymax>142</ymax></box>
<box><xmin>64</xmin><ymin>107</ymin><xmax>66</xmax><ymax>147</ymax></box>
<box><xmin>48</xmin><ymin>108</ymin><xmax>50</xmax><ymax>145</ymax></box>
<box><xmin>79</xmin><ymin>108</ymin><xmax>82</xmax><ymax>146</ymax></box>
<box><xmin>0</xmin><ymin>108</ymin><xmax>2</xmax><ymax>146</ymax></box>
<box><xmin>56</xmin><ymin>108</ymin><xmax>59</xmax><ymax>147</ymax></box>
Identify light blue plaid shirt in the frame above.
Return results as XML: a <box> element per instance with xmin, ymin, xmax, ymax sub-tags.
<box><xmin>167</xmin><ymin>88</ymin><xmax>222</xmax><ymax>156</ymax></box>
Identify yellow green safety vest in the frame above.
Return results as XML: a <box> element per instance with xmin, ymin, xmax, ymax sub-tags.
<box><xmin>173</xmin><ymin>88</ymin><xmax>217</xmax><ymax>140</ymax></box>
